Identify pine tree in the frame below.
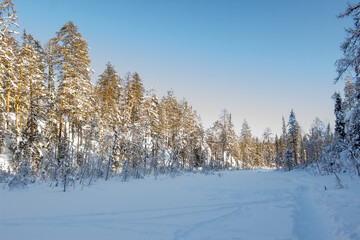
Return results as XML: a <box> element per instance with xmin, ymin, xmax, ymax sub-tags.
<box><xmin>299</xmin><ymin>135</ymin><xmax>307</xmax><ymax>165</ymax></box>
<box><xmin>240</xmin><ymin>119</ymin><xmax>253</xmax><ymax>168</ymax></box>
<box><xmin>95</xmin><ymin>62</ymin><xmax>122</xmax><ymax>130</ymax></box>
<box><xmin>307</xmin><ymin>118</ymin><xmax>325</xmax><ymax>164</ymax></box>
<box><xmin>14</xmin><ymin>31</ymin><xmax>30</xmax><ymax>131</ymax></box>
<box><xmin>94</xmin><ymin>63</ymin><xmax>123</xmax><ymax>170</ymax></box>
<box><xmin>18</xmin><ymin>33</ymin><xmax>46</xmax><ymax>172</ymax></box>
<box><xmin>0</xmin><ymin>0</ymin><xmax>18</xmax><ymax>134</ymax></box>
<box><xmin>52</xmin><ymin>21</ymin><xmax>93</xmax><ymax>170</ymax></box>
<box><xmin>205</xmin><ymin>122</ymin><xmax>220</xmax><ymax>168</ymax></box>
<box><xmin>142</xmin><ymin>90</ymin><xmax>161</xmax><ymax>161</ymax></box>
<box><xmin>44</xmin><ymin>38</ymin><xmax>56</xmax><ymax>95</ymax></box>
<box><xmin>274</xmin><ymin>135</ymin><xmax>281</xmax><ymax>168</ymax></box>
<box><xmin>253</xmin><ymin>138</ymin><xmax>263</xmax><ymax>167</ymax></box>
<box><xmin>53</xmin><ymin>21</ymin><xmax>93</xmax><ymax>142</ymax></box>
<box><xmin>262</xmin><ymin>128</ymin><xmax>275</xmax><ymax>167</ymax></box>
<box><xmin>125</xmin><ymin>72</ymin><xmax>144</xmax><ymax>124</ymax></box>
<box><xmin>15</xmin><ymin>32</ymin><xmax>46</xmax><ymax>132</ymax></box>
<box><xmin>343</xmin><ymin>76</ymin><xmax>356</xmax><ymax>111</ymax></box>
<box><xmin>159</xmin><ymin>91</ymin><xmax>181</xmax><ymax>151</ymax></box>
<box><xmin>179</xmin><ymin>100</ymin><xmax>205</xmax><ymax>168</ymax></box>
<box><xmin>43</xmin><ymin>39</ymin><xmax>58</xmax><ymax>155</ymax></box>
<box><xmin>205</xmin><ymin>110</ymin><xmax>239</xmax><ymax>169</ymax></box>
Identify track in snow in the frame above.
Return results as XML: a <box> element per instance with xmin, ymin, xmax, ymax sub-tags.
<box><xmin>1</xmin><ymin>170</ymin><xmax>359</xmax><ymax>240</ymax></box>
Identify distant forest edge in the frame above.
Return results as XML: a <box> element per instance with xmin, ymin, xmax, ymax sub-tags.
<box><xmin>0</xmin><ymin>0</ymin><xmax>359</xmax><ymax>190</ymax></box>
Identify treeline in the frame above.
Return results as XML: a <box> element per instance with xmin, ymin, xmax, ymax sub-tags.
<box><xmin>1</xmin><ymin>1</ymin><xmax>358</xmax><ymax>190</ymax></box>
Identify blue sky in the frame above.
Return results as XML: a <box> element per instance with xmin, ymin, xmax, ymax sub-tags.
<box><xmin>13</xmin><ymin>0</ymin><xmax>353</xmax><ymax>137</ymax></box>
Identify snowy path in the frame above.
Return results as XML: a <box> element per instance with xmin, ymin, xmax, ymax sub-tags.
<box><xmin>0</xmin><ymin>170</ymin><xmax>359</xmax><ymax>240</ymax></box>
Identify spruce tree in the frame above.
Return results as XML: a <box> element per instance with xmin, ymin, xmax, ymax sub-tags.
<box><xmin>286</xmin><ymin>110</ymin><xmax>301</xmax><ymax>169</ymax></box>
<box><xmin>333</xmin><ymin>92</ymin><xmax>346</xmax><ymax>141</ymax></box>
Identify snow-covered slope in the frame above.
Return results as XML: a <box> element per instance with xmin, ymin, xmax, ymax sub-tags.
<box><xmin>0</xmin><ymin>170</ymin><xmax>359</xmax><ymax>240</ymax></box>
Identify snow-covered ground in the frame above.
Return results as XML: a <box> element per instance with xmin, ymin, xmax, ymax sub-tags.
<box><xmin>0</xmin><ymin>170</ymin><xmax>359</xmax><ymax>240</ymax></box>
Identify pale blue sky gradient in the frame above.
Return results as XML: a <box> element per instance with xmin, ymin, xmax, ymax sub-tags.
<box><xmin>13</xmin><ymin>0</ymin><xmax>353</xmax><ymax>137</ymax></box>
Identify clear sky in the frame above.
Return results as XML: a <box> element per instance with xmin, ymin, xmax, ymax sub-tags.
<box><xmin>12</xmin><ymin>0</ymin><xmax>353</xmax><ymax>138</ymax></box>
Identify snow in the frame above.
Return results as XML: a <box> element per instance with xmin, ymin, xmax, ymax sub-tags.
<box><xmin>0</xmin><ymin>170</ymin><xmax>359</xmax><ymax>240</ymax></box>
<box><xmin>0</xmin><ymin>154</ymin><xmax>9</xmax><ymax>170</ymax></box>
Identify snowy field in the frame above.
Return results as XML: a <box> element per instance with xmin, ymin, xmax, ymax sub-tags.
<box><xmin>1</xmin><ymin>170</ymin><xmax>360</xmax><ymax>240</ymax></box>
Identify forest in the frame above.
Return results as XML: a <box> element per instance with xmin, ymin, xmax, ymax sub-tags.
<box><xmin>0</xmin><ymin>0</ymin><xmax>359</xmax><ymax>191</ymax></box>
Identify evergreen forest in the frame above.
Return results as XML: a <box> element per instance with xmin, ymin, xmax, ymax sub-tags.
<box><xmin>1</xmin><ymin>0</ymin><xmax>360</xmax><ymax>191</ymax></box>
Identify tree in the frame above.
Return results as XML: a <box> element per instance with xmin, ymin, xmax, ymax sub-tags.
<box><xmin>43</xmin><ymin>38</ymin><xmax>59</xmax><ymax>155</ymax></box>
<box><xmin>299</xmin><ymin>135</ymin><xmax>307</xmax><ymax>165</ymax></box>
<box><xmin>159</xmin><ymin>91</ymin><xmax>181</xmax><ymax>151</ymax></box>
<box><xmin>142</xmin><ymin>90</ymin><xmax>161</xmax><ymax>160</ymax></box>
<box><xmin>333</xmin><ymin>92</ymin><xmax>346</xmax><ymax>141</ymax></box>
<box><xmin>336</xmin><ymin>2</ymin><xmax>360</xmax><ymax>95</ymax></box>
<box><xmin>125</xmin><ymin>72</ymin><xmax>144</xmax><ymax>124</ymax></box>
<box><xmin>274</xmin><ymin>135</ymin><xmax>281</xmax><ymax>168</ymax></box>
<box><xmin>240</xmin><ymin>119</ymin><xmax>253</xmax><ymax>168</ymax></box>
<box><xmin>205</xmin><ymin>110</ymin><xmax>239</xmax><ymax>169</ymax></box>
<box><xmin>53</xmin><ymin>21</ymin><xmax>93</xmax><ymax>142</ymax></box>
<box><xmin>57</xmin><ymin>130</ymin><xmax>72</xmax><ymax>192</ymax></box>
<box><xmin>275</xmin><ymin>117</ymin><xmax>287</xmax><ymax>168</ymax></box>
<box><xmin>253</xmin><ymin>138</ymin><xmax>263</xmax><ymax>167</ymax></box>
<box><xmin>44</xmin><ymin>38</ymin><xmax>56</xmax><ymax>95</ymax></box>
<box><xmin>216</xmin><ymin>110</ymin><xmax>239</xmax><ymax>168</ymax></box>
<box><xmin>286</xmin><ymin>109</ymin><xmax>301</xmax><ymax>169</ymax></box>
<box><xmin>262</xmin><ymin>128</ymin><xmax>275</xmax><ymax>167</ymax></box>
<box><xmin>344</xmin><ymin>75</ymin><xmax>356</xmax><ymax>111</ymax></box>
<box><xmin>94</xmin><ymin>63</ymin><xmax>123</xmax><ymax>170</ymax></box>
<box><xmin>15</xmin><ymin>33</ymin><xmax>46</xmax><ymax>172</ymax></box>
<box><xmin>307</xmin><ymin>118</ymin><xmax>325</xmax><ymax>164</ymax></box>
<box><xmin>52</xmin><ymin>21</ymin><xmax>93</xmax><ymax>170</ymax></box>
<box><xmin>179</xmin><ymin>100</ymin><xmax>204</xmax><ymax>168</ymax></box>
<box><xmin>335</xmin><ymin>3</ymin><xmax>360</xmax><ymax>175</ymax></box>
<box><xmin>0</xmin><ymin>0</ymin><xmax>18</xmax><ymax>131</ymax></box>
<box><xmin>95</xmin><ymin>62</ymin><xmax>122</xmax><ymax>130</ymax></box>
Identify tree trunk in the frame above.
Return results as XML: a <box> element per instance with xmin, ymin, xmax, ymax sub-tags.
<box><xmin>6</xmin><ymin>71</ymin><xmax>11</xmax><ymax>129</ymax></box>
<box><xmin>105</xmin><ymin>156</ymin><xmax>112</xmax><ymax>181</ymax></box>
<box><xmin>15</xmin><ymin>67</ymin><xmax>23</xmax><ymax>129</ymax></box>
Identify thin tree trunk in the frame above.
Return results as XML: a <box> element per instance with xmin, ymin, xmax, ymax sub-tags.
<box><xmin>29</xmin><ymin>72</ymin><xmax>34</xmax><ymax>143</ymax></box>
<box><xmin>63</xmin><ymin>173</ymin><xmax>67</xmax><ymax>192</ymax></box>
<box><xmin>105</xmin><ymin>156</ymin><xmax>112</xmax><ymax>181</ymax></box>
<box><xmin>77</xmin><ymin>124</ymin><xmax>80</xmax><ymax>164</ymax></box>
<box><xmin>6</xmin><ymin>72</ymin><xmax>11</xmax><ymax>129</ymax></box>
<box><xmin>15</xmin><ymin>67</ymin><xmax>23</xmax><ymax>129</ymax></box>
